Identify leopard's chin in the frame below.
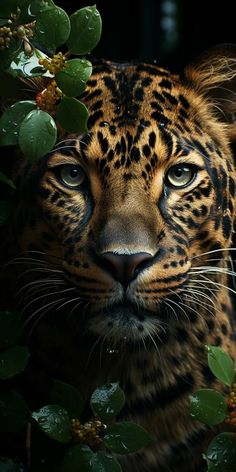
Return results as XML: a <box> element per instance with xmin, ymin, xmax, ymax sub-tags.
<box><xmin>87</xmin><ymin>301</ymin><xmax>168</xmax><ymax>343</ymax></box>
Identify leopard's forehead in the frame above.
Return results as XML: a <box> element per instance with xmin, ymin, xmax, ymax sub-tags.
<box><xmin>56</xmin><ymin>61</ymin><xmax>226</xmax><ymax>187</ymax></box>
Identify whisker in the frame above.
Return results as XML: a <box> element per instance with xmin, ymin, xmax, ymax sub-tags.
<box><xmin>25</xmin><ymin>297</ymin><xmax>67</xmax><ymax>326</ymax></box>
<box><xmin>191</xmin><ymin>247</ymin><xmax>236</xmax><ymax>260</ymax></box>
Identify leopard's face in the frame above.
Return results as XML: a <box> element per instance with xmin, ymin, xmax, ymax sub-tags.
<box><xmin>15</xmin><ymin>60</ymin><xmax>236</xmax><ymax>345</ymax></box>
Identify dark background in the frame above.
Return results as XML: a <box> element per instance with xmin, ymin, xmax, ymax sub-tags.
<box><xmin>58</xmin><ymin>0</ymin><xmax>236</xmax><ymax>72</ymax></box>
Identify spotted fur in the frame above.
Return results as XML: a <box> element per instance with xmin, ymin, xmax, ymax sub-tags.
<box><xmin>2</xmin><ymin>45</ymin><xmax>236</xmax><ymax>471</ymax></box>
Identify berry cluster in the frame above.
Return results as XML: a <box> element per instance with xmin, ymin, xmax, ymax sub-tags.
<box><xmin>71</xmin><ymin>418</ymin><xmax>106</xmax><ymax>447</ymax></box>
<box><xmin>0</xmin><ymin>5</ymin><xmax>35</xmax><ymax>52</ymax></box>
<box><xmin>38</xmin><ymin>52</ymin><xmax>67</xmax><ymax>75</ymax></box>
<box><xmin>36</xmin><ymin>80</ymin><xmax>63</xmax><ymax>112</ymax></box>
<box><xmin>0</xmin><ymin>24</ymin><xmax>14</xmax><ymax>50</ymax></box>
<box><xmin>225</xmin><ymin>383</ymin><xmax>236</xmax><ymax>426</ymax></box>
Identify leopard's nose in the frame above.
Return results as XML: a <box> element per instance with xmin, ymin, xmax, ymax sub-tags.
<box><xmin>101</xmin><ymin>252</ymin><xmax>153</xmax><ymax>288</ymax></box>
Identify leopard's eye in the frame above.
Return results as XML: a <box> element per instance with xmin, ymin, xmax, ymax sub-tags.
<box><xmin>59</xmin><ymin>165</ymin><xmax>85</xmax><ymax>188</ymax></box>
<box><xmin>165</xmin><ymin>164</ymin><xmax>197</xmax><ymax>188</ymax></box>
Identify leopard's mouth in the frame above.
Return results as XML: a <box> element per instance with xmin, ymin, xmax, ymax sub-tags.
<box><xmin>86</xmin><ymin>299</ymin><xmax>169</xmax><ymax>343</ymax></box>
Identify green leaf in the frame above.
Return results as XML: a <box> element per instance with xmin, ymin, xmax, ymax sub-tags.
<box><xmin>90</xmin><ymin>382</ymin><xmax>125</xmax><ymax>421</ymax></box>
<box><xmin>0</xmin><ymin>311</ymin><xmax>24</xmax><ymax>349</ymax></box>
<box><xmin>205</xmin><ymin>432</ymin><xmax>236</xmax><ymax>471</ymax></box>
<box><xmin>61</xmin><ymin>444</ymin><xmax>94</xmax><ymax>472</ymax></box>
<box><xmin>0</xmin><ymin>173</ymin><xmax>16</xmax><ymax>189</ymax></box>
<box><xmin>56</xmin><ymin>97</ymin><xmax>88</xmax><ymax>134</ymax></box>
<box><xmin>32</xmin><ymin>405</ymin><xmax>72</xmax><ymax>443</ymax></box>
<box><xmin>103</xmin><ymin>421</ymin><xmax>151</xmax><ymax>454</ymax></box>
<box><xmin>0</xmin><ymin>200</ymin><xmax>13</xmax><ymax>225</ymax></box>
<box><xmin>0</xmin><ymin>346</ymin><xmax>30</xmax><ymax>380</ymax></box>
<box><xmin>92</xmin><ymin>452</ymin><xmax>122</xmax><ymax>472</ymax></box>
<box><xmin>0</xmin><ymin>457</ymin><xmax>24</xmax><ymax>471</ymax></box>
<box><xmin>29</xmin><ymin>0</ymin><xmax>55</xmax><ymax>16</ymax></box>
<box><xmin>0</xmin><ymin>388</ymin><xmax>30</xmax><ymax>432</ymax></box>
<box><xmin>67</xmin><ymin>5</ymin><xmax>102</xmax><ymax>55</ymax></box>
<box><xmin>0</xmin><ymin>101</ymin><xmax>37</xmax><ymax>146</ymax></box>
<box><xmin>55</xmin><ymin>59</ymin><xmax>92</xmax><ymax>97</ymax></box>
<box><xmin>18</xmin><ymin>109</ymin><xmax>57</xmax><ymax>161</ymax></box>
<box><xmin>51</xmin><ymin>379</ymin><xmax>84</xmax><ymax>418</ymax></box>
<box><xmin>189</xmin><ymin>388</ymin><xmax>227</xmax><ymax>425</ymax></box>
<box><xmin>206</xmin><ymin>345</ymin><xmax>235</xmax><ymax>387</ymax></box>
<box><xmin>35</xmin><ymin>5</ymin><xmax>71</xmax><ymax>51</ymax></box>
<box><xmin>61</xmin><ymin>445</ymin><xmax>122</xmax><ymax>472</ymax></box>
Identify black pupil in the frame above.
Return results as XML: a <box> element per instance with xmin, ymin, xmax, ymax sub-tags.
<box><xmin>174</xmin><ymin>167</ymin><xmax>184</xmax><ymax>178</ymax></box>
<box><xmin>70</xmin><ymin>168</ymin><xmax>79</xmax><ymax>179</ymax></box>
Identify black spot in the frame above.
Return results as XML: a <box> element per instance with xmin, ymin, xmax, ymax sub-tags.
<box><xmin>160</xmin><ymin>128</ymin><xmax>173</xmax><ymax>158</ymax></box>
<box><xmin>192</xmin><ymin>209</ymin><xmax>200</xmax><ymax>217</ymax></box>
<box><xmin>114</xmin><ymin>160</ymin><xmax>121</xmax><ymax>169</ymax></box>
<box><xmin>121</xmin><ymin>136</ymin><xmax>127</xmax><ymax>154</ymax></box>
<box><xmin>141</xmin><ymin>77</ymin><xmax>153</xmax><ymax>86</ymax></box>
<box><xmin>179</xmin><ymin>108</ymin><xmax>188</xmax><ymax>120</ymax></box>
<box><xmin>151</xmin><ymin>101</ymin><xmax>164</xmax><ymax>112</ymax></box>
<box><xmin>103</xmin><ymin>76</ymin><xmax>117</xmax><ymax>93</ymax></box>
<box><xmin>124</xmin><ymin>172</ymin><xmax>133</xmax><ymax>181</ymax></box>
<box><xmin>134</xmin><ymin>87</ymin><xmax>144</xmax><ymax>100</ymax></box>
<box><xmin>97</xmin><ymin>131</ymin><xmax>109</xmax><ymax>154</ymax></box>
<box><xmin>143</xmin><ymin>144</ymin><xmax>151</xmax><ymax>158</ymax></box>
<box><xmin>214</xmin><ymin>336</ymin><xmax>222</xmax><ymax>346</ymax></box>
<box><xmin>222</xmin><ymin>215</ymin><xmax>231</xmax><ymax>239</ymax></box>
<box><xmin>130</xmin><ymin>146</ymin><xmax>140</xmax><ymax>162</ymax></box>
<box><xmin>88</xmin><ymin>110</ymin><xmax>103</xmax><ymax>127</ymax></box>
<box><xmin>221</xmin><ymin>323</ymin><xmax>228</xmax><ymax>335</ymax></box>
<box><xmin>87</xmin><ymin>79</ymin><xmax>97</xmax><ymax>87</ymax></box>
<box><xmin>85</xmin><ymin>89</ymin><xmax>102</xmax><ymax>101</ymax></box>
<box><xmin>153</xmin><ymin>90</ymin><xmax>165</xmax><ymax>103</ymax></box>
<box><xmin>115</xmin><ymin>142</ymin><xmax>121</xmax><ymax>155</ymax></box>
<box><xmin>107</xmin><ymin>149</ymin><xmax>114</xmax><ymax>161</ymax></box>
<box><xmin>229</xmin><ymin>176</ymin><xmax>236</xmax><ymax>197</ymax></box>
<box><xmin>151</xmin><ymin>155</ymin><xmax>157</xmax><ymax>167</ymax></box>
<box><xmin>179</xmin><ymin>94</ymin><xmax>190</xmax><ymax>109</ymax></box>
<box><xmin>202</xmin><ymin>365</ymin><xmax>215</xmax><ymax>383</ymax></box>
<box><xmin>221</xmin><ymin>303</ymin><xmax>228</xmax><ymax>312</ymax></box>
<box><xmin>176</xmin><ymin>246</ymin><xmax>186</xmax><ymax>256</ymax></box>
<box><xmin>121</xmin><ymin>155</ymin><xmax>126</xmax><ymax>166</ymax></box>
<box><xmin>104</xmin><ymin>166</ymin><xmax>110</xmax><ymax>176</ymax></box>
<box><xmin>149</xmin><ymin>131</ymin><xmax>156</xmax><ymax>148</ymax></box>
<box><xmin>91</xmin><ymin>99</ymin><xmax>103</xmax><ymax>112</ymax></box>
<box><xmin>170</xmin><ymin>261</ymin><xmax>178</xmax><ymax>268</ymax></box>
<box><xmin>206</xmin><ymin>318</ymin><xmax>215</xmax><ymax>331</ymax></box>
<box><xmin>159</xmin><ymin>78</ymin><xmax>172</xmax><ymax>89</ymax></box>
<box><xmin>163</xmin><ymin>91</ymin><xmax>178</xmax><ymax>105</ymax></box>
<box><xmin>196</xmin><ymin>230</ymin><xmax>209</xmax><ymax>240</ymax></box>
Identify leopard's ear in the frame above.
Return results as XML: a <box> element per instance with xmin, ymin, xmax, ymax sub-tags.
<box><xmin>184</xmin><ymin>44</ymin><xmax>236</xmax><ymax>139</ymax></box>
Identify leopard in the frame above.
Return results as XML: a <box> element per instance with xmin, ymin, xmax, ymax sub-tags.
<box><xmin>1</xmin><ymin>44</ymin><xmax>236</xmax><ymax>471</ymax></box>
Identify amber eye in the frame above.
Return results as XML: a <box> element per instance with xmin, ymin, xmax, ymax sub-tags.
<box><xmin>59</xmin><ymin>165</ymin><xmax>85</xmax><ymax>188</ymax></box>
<box><xmin>165</xmin><ymin>164</ymin><xmax>196</xmax><ymax>188</ymax></box>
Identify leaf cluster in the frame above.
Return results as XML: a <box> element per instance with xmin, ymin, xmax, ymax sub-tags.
<box><xmin>189</xmin><ymin>345</ymin><xmax>236</xmax><ymax>471</ymax></box>
<box><xmin>0</xmin><ymin>311</ymin><xmax>151</xmax><ymax>471</ymax></box>
<box><xmin>0</xmin><ymin>1</ymin><xmax>102</xmax><ymax>163</ymax></box>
